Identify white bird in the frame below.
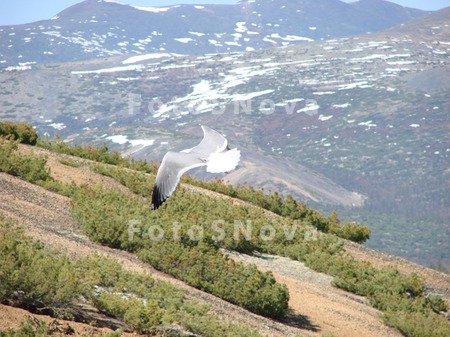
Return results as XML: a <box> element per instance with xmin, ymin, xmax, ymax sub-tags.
<box><xmin>152</xmin><ymin>125</ymin><xmax>240</xmax><ymax>209</ymax></box>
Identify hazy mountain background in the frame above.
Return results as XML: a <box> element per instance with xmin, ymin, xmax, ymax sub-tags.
<box><xmin>1</xmin><ymin>0</ymin><xmax>449</xmax><ymax>268</ymax></box>
<box><xmin>0</xmin><ymin>0</ymin><xmax>425</xmax><ymax>66</ymax></box>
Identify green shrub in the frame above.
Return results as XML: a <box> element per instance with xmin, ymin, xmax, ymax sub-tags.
<box><xmin>328</xmin><ymin>221</ymin><xmax>371</xmax><ymax>243</ymax></box>
<box><xmin>0</xmin><ymin>127</ymin><xmax>78</xmax><ymax>195</ymax></box>
<box><xmin>0</xmin><ymin>121</ymin><xmax>38</xmax><ymax>145</ymax></box>
<box><xmin>91</xmin><ymin>163</ymin><xmax>155</xmax><ymax>197</ymax></box>
<box><xmin>0</xmin><ymin>214</ymin><xmax>80</xmax><ymax>310</ymax></box>
<box><xmin>71</xmin><ymin>185</ymin><xmax>133</xmax><ymax>249</ymax></box>
<box><xmin>94</xmin><ymin>292</ymin><xmax>163</xmax><ymax>333</ymax></box>
<box><xmin>0</xmin><ymin>140</ymin><xmax>52</xmax><ymax>183</ymax></box>
<box><xmin>273</xmin><ymin>224</ymin><xmax>449</xmax><ymax>337</ymax></box>
<box><xmin>384</xmin><ymin>310</ymin><xmax>450</xmax><ymax>337</ymax></box>
<box><xmin>178</xmin><ymin>313</ymin><xmax>260</xmax><ymax>337</ymax></box>
<box><xmin>0</xmin><ymin>318</ymin><xmax>47</xmax><ymax>337</ymax></box>
<box><xmin>37</xmin><ymin>138</ymin><xmax>123</xmax><ymax>166</ymax></box>
<box><xmin>58</xmin><ymin>158</ymin><xmax>84</xmax><ymax>168</ymax></box>
<box><xmin>77</xmin><ymin>254</ymin><xmax>264</xmax><ymax>336</ymax></box>
<box><xmin>38</xmin><ymin>138</ymin><xmax>157</xmax><ymax>174</ymax></box>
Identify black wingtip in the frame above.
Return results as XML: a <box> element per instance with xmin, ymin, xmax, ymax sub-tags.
<box><xmin>151</xmin><ymin>184</ymin><xmax>167</xmax><ymax>210</ymax></box>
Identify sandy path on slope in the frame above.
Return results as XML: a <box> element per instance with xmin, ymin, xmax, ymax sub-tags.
<box><xmin>226</xmin><ymin>252</ymin><xmax>402</xmax><ymax>337</ymax></box>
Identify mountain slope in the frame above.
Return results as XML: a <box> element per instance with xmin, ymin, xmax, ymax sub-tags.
<box><xmin>1</xmin><ymin>143</ymin><xmax>448</xmax><ymax>337</ymax></box>
<box><xmin>0</xmin><ymin>0</ymin><xmax>426</xmax><ymax>67</ymax></box>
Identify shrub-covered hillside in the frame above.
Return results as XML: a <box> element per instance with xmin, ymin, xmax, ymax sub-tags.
<box><xmin>1</xmin><ymin>121</ymin><xmax>449</xmax><ymax>337</ymax></box>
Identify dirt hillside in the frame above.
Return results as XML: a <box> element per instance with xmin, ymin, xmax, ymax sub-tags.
<box><xmin>0</xmin><ymin>144</ymin><xmax>448</xmax><ymax>337</ymax></box>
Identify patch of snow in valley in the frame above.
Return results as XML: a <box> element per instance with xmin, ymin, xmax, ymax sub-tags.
<box><xmin>225</xmin><ymin>41</ymin><xmax>242</xmax><ymax>46</ymax></box>
<box><xmin>297</xmin><ymin>102</ymin><xmax>320</xmax><ymax>114</ymax></box>
<box><xmin>229</xmin><ymin>89</ymin><xmax>274</xmax><ymax>101</ymax></box>
<box><xmin>386</xmin><ymin>60</ymin><xmax>416</xmax><ymax>65</ymax></box>
<box><xmin>235</xmin><ymin>22</ymin><xmax>247</xmax><ymax>33</ymax></box>
<box><xmin>270</xmin><ymin>33</ymin><xmax>313</xmax><ymax>42</ymax></box>
<box><xmin>189</xmin><ymin>31</ymin><xmax>205</xmax><ymax>37</ymax></box>
<box><xmin>208</xmin><ymin>39</ymin><xmax>223</xmax><ymax>46</ymax></box>
<box><xmin>153</xmin><ymin>68</ymin><xmax>276</xmax><ymax>118</ymax></box>
<box><xmin>4</xmin><ymin>64</ymin><xmax>32</xmax><ymax>71</ymax></box>
<box><xmin>314</xmin><ymin>91</ymin><xmax>336</xmax><ymax>95</ymax></box>
<box><xmin>117</xmin><ymin>77</ymin><xmax>139</xmax><ymax>81</ymax></box>
<box><xmin>332</xmin><ymin>103</ymin><xmax>351</xmax><ymax>108</ymax></box>
<box><xmin>129</xmin><ymin>139</ymin><xmax>155</xmax><ymax>147</ymax></box>
<box><xmin>318</xmin><ymin>114</ymin><xmax>333</xmax><ymax>121</ymax></box>
<box><xmin>41</xmin><ymin>31</ymin><xmax>61</xmax><ymax>38</ymax></box>
<box><xmin>337</xmin><ymin>81</ymin><xmax>371</xmax><ymax>90</ymax></box>
<box><xmin>122</xmin><ymin>53</ymin><xmax>173</xmax><ymax>64</ymax></box>
<box><xmin>358</xmin><ymin>120</ymin><xmax>377</xmax><ymax>128</ymax></box>
<box><xmin>72</xmin><ymin>64</ymin><xmax>144</xmax><ymax>74</ymax></box>
<box><xmin>107</xmin><ymin>135</ymin><xmax>155</xmax><ymax>149</ymax></box>
<box><xmin>175</xmin><ymin>37</ymin><xmax>195</xmax><ymax>44</ymax></box>
<box><xmin>49</xmin><ymin>123</ymin><xmax>66</xmax><ymax>130</ymax></box>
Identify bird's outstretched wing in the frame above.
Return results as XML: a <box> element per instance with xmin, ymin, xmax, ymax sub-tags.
<box><xmin>152</xmin><ymin>125</ymin><xmax>240</xmax><ymax>210</ymax></box>
<box><xmin>184</xmin><ymin>125</ymin><xmax>227</xmax><ymax>156</ymax></box>
<box><xmin>152</xmin><ymin>151</ymin><xmax>205</xmax><ymax>209</ymax></box>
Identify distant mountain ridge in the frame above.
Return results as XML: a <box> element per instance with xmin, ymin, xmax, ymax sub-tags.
<box><xmin>0</xmin><ymin>0</ymin><xmax>426</xmax><ymax>67</ymax></box>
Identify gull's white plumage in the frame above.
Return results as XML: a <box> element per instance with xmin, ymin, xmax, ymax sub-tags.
<box><xmin>152</xmin><ymin>125</ymin><xmax>240</xmax><ymax>209</ymax></box>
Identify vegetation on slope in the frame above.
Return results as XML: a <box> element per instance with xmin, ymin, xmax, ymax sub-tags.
<box><xmin>71</xmin><ymin>184</ymin><xmax>290</xmax><ymax>318</ymax></box>
<box><xmin>187</xmin><ymin>177</ymin><xmax>371</xmax><ymax>243</ymax></box>
<box><xmin>91</xmin><ymin>159</ymin><xmax>370</xmax><ymax>244</ymax></box>
<box><xmin>8</xmin><ymin>121</ymin><xmax>368</xmax><ymax>243</ymax></box>
<box><xmin>0</xmin><ymin>121</ymin><xmax>38</xmax><ymax>146</ymax></box>
<box><xmin>0</xmin><ymin>214</ymin><xmax>262</xmax><ymax>337</ymax></box>
<box><xmin>1</xmin><ymin>121</ymin><xmax>449</xmax><ymax>337</ymax></box>
<box><xmin>1</xmin><ymin>126</ymin><xmax>291</xmax><ymax>319</ymax></box>
<box><xmin>0</xmin><ymin>140</ymin><xmax>51</xmax><ymax>184</ymax></box>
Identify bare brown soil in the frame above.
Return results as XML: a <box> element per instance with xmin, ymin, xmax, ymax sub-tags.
<box><xmin>0</xmin><ymin>144</ymin><xmax>448</xmax><ymax>337</ymax></box>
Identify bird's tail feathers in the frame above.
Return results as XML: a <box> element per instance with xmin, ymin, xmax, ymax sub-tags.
<box><xmin>206</xmin><ymin>148</ymin><xmax>240</xmax><ymax>173</ymax></box>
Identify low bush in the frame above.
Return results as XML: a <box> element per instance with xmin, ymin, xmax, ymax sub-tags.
<box><xmin>0</xmin><ymin>121</ymin><xmax>38</xmax><ymax>145</ymax></box>
<box><xmin>0</xmin><ymin>139</ymin><xmax>76</xmax><ymax>197</ymax></box>
<box><xmin>38</xmin><ymin>138</ymin><xmax>124</xmax><ymax>166</ymax></box>
<box><xmin>0</xmin><ymin>318</ymin><xmax>47</xmax><ymax>337</ymax></box>
<box><xmin>384</xmin><ymin>310</ymin><xmax>450</xmax><ymax>337</ymax></box>
<box><xmin>0</xmin><ymin>214</ymin><xmax>80</xmax><ymax>312</ymax></box>
<box><xmin>38</xmin><ymin>137</ymin><xmax>157</xmax><ymax>174</ymax></box>
<box><xmin>0</xmin><ymin>140</ymin><xmax>51</xmax><ymax>184</ymax></box>
<box><xmin>91</xmin><ymin>163</ymin><xmax>155</xmax><ymax>197</ymax></box>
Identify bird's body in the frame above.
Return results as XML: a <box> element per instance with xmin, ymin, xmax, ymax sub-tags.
<box><xmin>152</xmin><ymin>125</ymin><xmax>240</xmax><ymax>209</ymax></box>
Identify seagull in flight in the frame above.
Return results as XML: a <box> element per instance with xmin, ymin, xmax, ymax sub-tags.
<box><xmin>152</xmin><ymin>125</ymin><xmax>240</xmax><ymax>209</ymax></box>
